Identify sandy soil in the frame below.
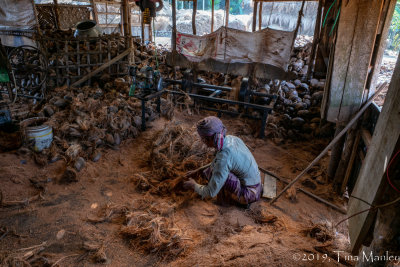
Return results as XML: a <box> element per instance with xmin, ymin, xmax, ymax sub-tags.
<box><xmin>0</xmin><ymin>111</ymin><xmax>352</xmax><ymax>267</ymax></box>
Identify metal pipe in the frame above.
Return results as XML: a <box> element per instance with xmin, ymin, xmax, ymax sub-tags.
<box><xmin>165</xmin><ymin>79</ymin><xmax>232</xmax><ymax>91</ymax></box>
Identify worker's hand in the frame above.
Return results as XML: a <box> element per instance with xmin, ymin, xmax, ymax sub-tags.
<box><xmin>184</xmin><ymin>169</ymin><xmax>199</xmax><ymax>178</ymax></box>
<box><xmin>183</xmin><ymin>178</ymin><xmax>196</xmax><ymax>190</ymax></box>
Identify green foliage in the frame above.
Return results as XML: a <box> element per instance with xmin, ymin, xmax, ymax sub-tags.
<box><xmin>389</xmin><ymin>2</ymin><xmax>400</xmax><ymax>50</ymax></box>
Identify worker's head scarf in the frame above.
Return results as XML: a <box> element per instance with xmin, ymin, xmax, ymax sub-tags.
<box><xmin>196</xmin><ymin>116</ymin><xmax>226</xmax><ymax>151</ymax></box>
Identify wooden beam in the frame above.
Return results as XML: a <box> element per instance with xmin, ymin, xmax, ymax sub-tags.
<box><xmin>211</xmin><ymin>0</ymin><xmax>215</xmax><ymax>32</ymax></box>
<box><xmin>53</xmin><ymin>0</ymin><xmax>61</xmax><ymax>29</ymax></box>
<box><xmin>258</xmin><ymin>2</ymin><xmax>262</xmax><ymax>30</ymax></box>
<box><xmin>365</xmin><ymin>0</ymin><xmax>397</xmax><ymax>100</ymax></box>
<box><xmin>340</xmin><ymin>132</ymin><xmax>361</xmax><ymax>194</ymax></box>
<box><xmin>30</xmin><ymin>0</ymin><xmax>42</xmax><ymax>35</ymax></box>
<box><xmin>252</xmin><ymin>1</ymin><xmax>258</xmax><ymax>32</ymax></box>
<box><xmin>122</xmin><ymin>0</ymin><xmax>131</xmax><ymax>36</ymax></box>
<box><xmin>290</xmin><ymin>0</ymin><xmax>305</xmax><ymax>51</ymax></box>
<box><xmin>361</xmin><ymin>128</ymin><xmax>372</xmax><ymax>147</ymax></box>
<box><xmin>71</xmin><ymin>48</ymin><xmax>132</xmax><ymax>88</ymax></box>
<box><xmin>270</xmin><ymin>83</ymin><xmax>387</xmax><ymax>205</ymax></box>
<box><xmin>333</xmin><ymin>127</ymin><xmax>358</xmax><ymax>192</ymax></box>
<box><xmin>225</xmin><ymin>0</ymin><xmax>230</xmax><ymax>27</ymax></box>
<box><xmin>192</xmin><ymin>0</ymin><xmax>197</xmax><ymax>34</ymax></box>
<box><xmin>307</xmin><ymin>0</ymin><xmax>323</xmax><ymax>80</ymax></box>
<box><xmin>90</xmin><ymin>0</ymin><xmax>99</xmax><ymax>24</ymax></box>
<box><xmin>348</xmin><ymin>55</ymin><xmax>400</xmax><ymax>254</ymax></box>
<box><xmin>172</xmin><ymin>0</ymin><xmax>177</xmax><ymax>52</ymax></box>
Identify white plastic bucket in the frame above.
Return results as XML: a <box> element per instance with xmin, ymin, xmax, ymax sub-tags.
<box><xmin>21</xmin><ymin>117</ymin><xmax>53</xmax><ymax>152</ymax></box>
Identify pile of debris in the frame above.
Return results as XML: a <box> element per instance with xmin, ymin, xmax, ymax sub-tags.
<box><xmin>120</xmin><ymin>196</ymin><xmax>186</xmax><ymax>261</ymax></box>
<box><xmin>132</xmin><ymin>122</ymin><xmax>213</xmax><ymax>201</ymax></box>
<box><xmin>28</xmin><ymin>79</ymin><xmax>163</xmax><ymax>174</ymax></box>
<box><xmin>265</xmin><ymin>78</ymin><xmax>331</xmax><ymax>142</ymax></box>
<box><xmin>289</xmin><ymin>35</ymin><xmax>313</xmax><ymax>77</ymax></box>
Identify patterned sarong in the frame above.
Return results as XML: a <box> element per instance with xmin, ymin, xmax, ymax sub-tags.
<box><xmin>203</xmin><ymin>167</ymin><xmax>262</xmax><ymax>205</ymax></box>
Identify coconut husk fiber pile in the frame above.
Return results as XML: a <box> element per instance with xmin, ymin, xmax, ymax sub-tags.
<box><xmin>132</xmin><ymin>121</ymin><xmax>213</xmax><ymax>200</ymax></box>
<box><xmin>120</xmin><ymin>196</ymin><xmax>186</xmax><ymax>261</ymax></box>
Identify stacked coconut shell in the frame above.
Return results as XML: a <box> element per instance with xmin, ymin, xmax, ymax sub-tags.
<box><xmin>35</xmin><ymin>79</ymin><xmax>165</xmax><ymax>172</ymax></box>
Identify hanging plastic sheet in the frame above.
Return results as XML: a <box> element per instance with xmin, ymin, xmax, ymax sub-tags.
<box><xmin>0</xmin><ymin>0</ymin><xmax>36</xmax><ymax>30</ymax></box>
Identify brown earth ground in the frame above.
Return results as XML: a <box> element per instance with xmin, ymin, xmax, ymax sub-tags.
<box><xmin>0</xmin><ymin>111</ymin><xmax>353</xmax><ymax>267</ymax></box>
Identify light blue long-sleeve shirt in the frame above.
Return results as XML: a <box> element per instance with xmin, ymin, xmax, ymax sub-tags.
<box><xmin>194</xmin><ymin>135</ymin><xmax>261</xmax><ymax>198</ymax></box>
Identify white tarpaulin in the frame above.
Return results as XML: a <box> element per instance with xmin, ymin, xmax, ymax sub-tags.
<box><xmin>0</xmin><ymin>0</ymin><xmax>36</xmax><ymax>30</ymax></box>
<box><xmin>176</xmin><ymin>27</ymin><xmax>295</xmax><ymax>71</ymax></box>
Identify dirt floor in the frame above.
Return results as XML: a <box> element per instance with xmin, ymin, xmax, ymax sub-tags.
<box><xmin>0</xmin><ymin>111</ymin><xmax>353</xmax><ymax>267</ymax></box>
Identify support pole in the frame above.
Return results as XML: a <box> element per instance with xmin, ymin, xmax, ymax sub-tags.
<box><xmin>307</xmin><ymin>0</ymin><xmax>323</xmax><ymax>80</ymax></box>
<box><xmin>225</xmin><ymin>0</ymin><xmax>230</xmax><ymax>27</ymax></box>
<box><xmin>258</xmin><ymin>2</ymin><xmax>262</xmax><ymax>31</ymax></box>
<box><xmin>327</xmin><ymin>123</ymin><xmax>346</xmax><ymax>181</ymax></box>
<box><xmin>211</xmin><ymin>0</ymin><xmax>215</xmax><ymax>32</ymax></box>
<box><xmin>53</xmin><ymin>0</ymin><xmax>61</xmax><ymax>29</ymax></box>
<box><xmin>290</xmin><ymin>0</ymin><xmax>306</xmax><ymax>51</ymax></box>
<box><xmin>270</xmin><ymin>82</ymin><xmax>387</xmax><ymax>205</ymax></box>
<box><xmin>90</xmin><ymin>0</ymin><xmax>99</xmax><ymax>24</ymax></box>
<box><xmin>172</xmin><ymin>0</ymin><xmax>177</xmax><ymax>52</ymax></box>
<box><xmin>192</xmin><ymin>0</ymin><xmax>197</xmax><ymax>35</ymax></box>
<box><xmin>333</xmin><ymin>126</ymin><xmax>358</xmax><ymax>192</ymax></box>
<box><xmin>252</xmin><ymin>1</ymin><xmax>258</xmax><ymax>32</ymax></box>
<box><xmin>122</xmin><ymin>0</ymin><xmax>131</xmax><ymax>36</ymax></box>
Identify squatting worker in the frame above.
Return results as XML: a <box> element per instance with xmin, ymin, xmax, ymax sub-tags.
<box><xmin>183</xmin><ymin>116</ymin><xmax>262</xmax><ymax>207</ymax></box>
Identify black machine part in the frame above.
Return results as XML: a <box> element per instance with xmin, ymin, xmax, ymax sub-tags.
<box><xmin>136</xmin><ymin>0</ymin><xmax>163</xmax><ymax>17</ymax></box>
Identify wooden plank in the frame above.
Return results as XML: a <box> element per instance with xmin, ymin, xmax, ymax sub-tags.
<box><xmin>360</xmin><ymin>128</ymin><xmax>372</xmax><ymax>147</ymax></box>
<box><xmin>348</xmin><ymin>55</ymin><xmax>400</xmax><ymax>254</ymax></box>
<box><xmin>53</xmin><ymin>0</ymin><xmax>61</xmax><ymax>29</ymax></box>
<box><xmin>341</xmin><ymin>132</ymin><xmax>361</xmax><ymax>194</ymax></box>
<box><xmin>71</xmin><ymin>48</ymin><xmax>131</xmax><ymax>88</ymax></box>
<box><xmin>326</xmin><ymin>0</ymin><xmax>384</xmax><ymax>123</ymax></box>
<box><xmin>366</xmin><ymin>0</ymin><xmax>397</xmax><ymax>100</ymax></box>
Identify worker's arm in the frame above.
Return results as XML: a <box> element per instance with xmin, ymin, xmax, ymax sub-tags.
<box><xmin>193</xmin><ymin>151</ymin><xmax>231</xmax><ymax>198</ymax></box>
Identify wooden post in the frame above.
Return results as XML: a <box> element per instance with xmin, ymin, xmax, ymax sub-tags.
<box><xmin>290</xmin><ymin>0</ymin><xmax>306</xmax><ymax>51</ymax></box>
<box><xmin>225</xmin><ymin>0</ymin><xmax>230</xmax><ymax>27</ymax></box>
<box><xmin>192</xmin><ymin>0</ymin><xmax>197</xmax><ymax>35</ymax></box>
<box><xmin>172</xmin><ymin>0</ymin><xmax>177</xmax><ymax>52</ymax></box>
<box><xmin>122</xmin><ymin>0</ymin><xmax>131</xmax><ymax>36</ymax></box>
<box><xmin>252</xmin><ymin>1</ymin><xmax>258</xmax><ymax>32</ymax></box>
<box><xmin>348</xmin><ymin>55</ymin><xmax>400</xmax><ymax>254</ymax></box>
<box><xmin>90</xmin><ymin>0</ymin><xmax>99</xmax><ymax>24</ymax></box>
<box><xmin>333</xmin><ymin>126</ymin><xmax>358</xmax><ymax>192</ymax></box>
<box><xmin>30</xmin><ymin>0</ymin><xmax>42</xmax><ymax>35</ymax></box>
<box><xmin>211</xmin><ymin>0</ymin><xmax>215</xmax><ymax>32</ymax></box>
<box><xmin>258</xmin><ymin>2</ymin><xmax>262</xmax><ymax>31</ymax></box>
<box><xmin>141</xmin><ymin>12</ymin><xmax>145</xmax><ymax>45</ymax></box>
<box><xmin>327</xmin><ymin>123</ymin><xmax>346</xmax><ymax>181</ymax></box>
<box><xmin>53</xmin><ymin>0</ymin><xmax>61</xmax><ymax>29</ymax></box>
<box><xmin>307</xmin><ymin>0</ymin><xmax>323</xmax><ymax>80</ymax></box>
<box><xmin>340</xmin><ymin>132</ymin><xmax>361</xmax><ymax>194</ymax></box>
